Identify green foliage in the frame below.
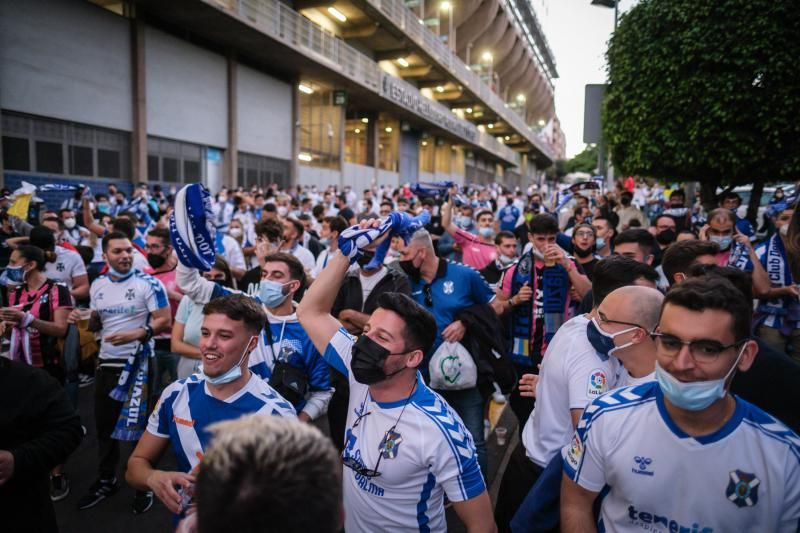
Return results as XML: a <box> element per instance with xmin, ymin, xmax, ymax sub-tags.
<box><xmin>604</xmin><ymin>0</ymin><xmax>800</xmax><ymax>191</ymax></box>
<box><xmin>554</xmin><ymin>145</ymin><xmax>598</xmax><ymax>177</ymax></box>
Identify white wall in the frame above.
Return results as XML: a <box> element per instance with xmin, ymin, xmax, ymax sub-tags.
<box><xmin>145</xmin><ymin>26</ymin><xmax>227</xmax><ymax>148</ymax></box>
<box><xmin>0</xmin><ymin>0</ymin><xmax>132</xmax><ymax>131</ymax></box>
<box><xmin>297</xmin><ymin>165</ymin><xmax>340</xmax><ymax>188</ymax></box>
<box><xmin>236</xmin><ymin>64</ymin><xmax>292</xmax><ymax>160</ymax></box>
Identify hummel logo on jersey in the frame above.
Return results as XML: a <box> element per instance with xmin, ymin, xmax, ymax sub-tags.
<box><xmin>125</xmin><ymin>288</ymin><xmax>135</xmax><ymax>301</ymax></box>
<box><xmin>632</xmin><ymin>456</ymin><xmax>654</xmax><ymax>476</ymax></box>
<box><xmin>726</xmin><ymin>470</ymin><xmax>760</xmax><ymax>508</ymax></box>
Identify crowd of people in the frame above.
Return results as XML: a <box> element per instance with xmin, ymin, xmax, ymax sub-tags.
<box><xmin>1</xmin><ymin>177</ymin><xmax>799</xmax><ymax>533</ymax></box>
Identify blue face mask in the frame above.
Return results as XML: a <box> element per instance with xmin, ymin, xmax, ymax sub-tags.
<box><xmin>596</xmin><ymin>237</ymin><xmax>606</xmax><ymax>249</ymax></box>
<box><xmin>259</xmin><ymin>279</ymin><xmax>290</xmax><ymax>308</ymax></box>
<box><xmin>458</xmin><ymin>216</ymin><xmax>473</xmax><ymax>228</ymax></box>
<box><xmin>478</xmin><ymin>227</ymin><xmax>495</xmax><ymax>239</ymax></box>
<box><xmin>709</xmin><ymin>235</ymin><xmax>732</xmax><ymax>251</ymax></box>
<box><xmin>6</xmin><ymin>265</ymin><xmax>25</xmax><ymax>283</ymax></box>
<box><xmin>202</xmin><ymin>336</ymin><xmax>256</xmax><ymax>385</ymax></box>
<box><xmin>655</xmin><ymin>345</ymin><xmax>744</xmax><ymax>411</ymax></box>
<box><xmin>319</xmin><ymin>238</ymin><xmax>331</xmax><ymax>247</ymax></box>
<box><xmin>586</xmin><ymin>317</ymin><xmax>640</xmax><ymax>360</ymax></box>
<box><xmin>108</xmin><ymin>265</ymin><xmax>132</xmax><ymax>279</ymax></box>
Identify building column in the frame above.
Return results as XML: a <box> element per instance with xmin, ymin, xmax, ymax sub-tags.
<box><xmin>226</xmin><ymin>53</ymin><xmax>238</xmax><ymax>190</ymax></box>
<box><xmin>290</xmin><ymin>76</ymin><xmax>300</xmax><ymax>187</ymax></box>
<box><xmin>131</xmin><ymin>17</ymin><xmax>147</xmax><ymax>183</ymax></box>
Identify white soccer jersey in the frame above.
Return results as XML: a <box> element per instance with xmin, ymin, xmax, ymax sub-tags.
<box><xmin>564</xmin><ymin>382</ymin><xmax>800</xmax><ymax>533</ymax></box>
<box><xmin>148</xmin><ymin>373</ymin><xmax>296</xmax><ymax>474</ymax></box>
<box><xmin>324</xmin><ymin>328</ymin><xmax>486</xmax><ymax>532</ymax></box>
<box><xmin>44</xmin><ymin>246</ymin><xmax>87</xmax><ymax>289</ymax></box>
<box><xmin>522</xmin><ymin>314</ymin><xmax>620</xmax><ymax>467</ymax></box>
<box><xmin>90</xmin><ymin>270</ymin><xmax>168</xmax><ymax>362</ymax></box>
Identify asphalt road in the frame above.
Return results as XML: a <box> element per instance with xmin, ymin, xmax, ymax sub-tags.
<box><xmin>55</xmin><ymin>383</ymin><xmax>517</xmax><ymax>532</ymax></box>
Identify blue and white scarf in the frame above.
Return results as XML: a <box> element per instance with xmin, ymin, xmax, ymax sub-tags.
<box><xmin>110</xmin><ymin>341</ymin><xmax>152</xmax><ymax>441</ymax></box>
<box><xmin>727</xmin><ymin>242</ymin><xmax>751</xmax><ymax>271</ymax></box>
<box><xmin>169</xmin><ymin>184</ymin><xmax>217</xmax><ymax>272</ymax></box>
<box><xmin>755</xmin><ymin>234</ymin><xmax>800</xmax><ymax>333</ymax></box>
<box><xmin>338</xmin><ymin>211</ymin><xmax>430</xmax><ymax>270</ymax></box>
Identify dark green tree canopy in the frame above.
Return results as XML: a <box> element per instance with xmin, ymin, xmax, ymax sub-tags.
<box><xmin>604</xmin><ymin>0</ymin><xmax>800</xmax><ymax>190</ymax></box>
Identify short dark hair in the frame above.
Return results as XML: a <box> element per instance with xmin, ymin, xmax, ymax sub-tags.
<box><xmin>375</xmin><ymin>293</ymin><xmax>437</xmax><ymax>355</ymax></box>
<box><xmin>669</xmin><ymin>189</ymin><xmax>685</xmax><ymax>200</ymax></box>
<box><xmin>312</xmin><ymin>204</ymin><xmax>325</xmax><ymax>218</ymax></box>
<box><xmin>528</xmin><ymin>214</ymin><xmax>559</xmax><ymax>235</ymax></box>
<box><xmin>380</xmin><ymin>201</ymin><xmax>393</xmax><ymax>210</ymax></box>
<box><xmin>614</xmin><ymin>229</ymin><xmax>657</xmax><ymax>258</ymax></box>
<box><xmin>324</xmin><ymin>216</ymin><xmax>348</xmax><ymax>235</ymax></box>
<box><xmin>495</xmin><ymin>230</ymin><xmax>516</xmax><ymax>245</ymax></box>
<box><xmin>111</xmin><ymin>217</ymin><xmax>136</xmax><ymax>240</ymax></box>
<box><xmin>286</xmin><ymin>217</ymin><xmax>304</xmax><ymax>237</ymax></box>
<box><xmin>264</xmin><ymin>252</ymin><xmax>306</xmax><ymax>285</ymax></box>
<box><xmin>75</xmin><ymin>245</ymin><xmax>94</xmax><ymax>267</ymax></box>
<box><xmin>255</xmin><ymin>219</ymin><xmax>283</xmax><ymax>241</ymax></box>
<box><xmin>58</xmin><ymin>208</ymin><xmax>74</xmax><ymax>217</ymax></box>
<box><xmin>202</xmin><ymin>294</ymin><xmax>267</xmax><ymax>336</ymax></box>
<box><xmin>686</xmin><ymin>263</ymin><xmax>753</xmax><ymax>302</ymax></box>
<box><xmin>118</xmin><ymin>210</ymin><xmax>139</xmax><ymax>225</ymax></box>
<box><xmin>147</xmin><ymin>227</ymin><xmax>171</xmax><ymax>247</ymax></box>
<box><xmin>663</xmin><ymin>276</ymin><xmax>752</xmax><ymax>340</ymax></box>
<box><xmin>476</xmin><ymin>209</ymin><xmax>493</xmax><ymax>221</ymax></box>
<box><xmin>15</xmin><ymin>245</ymin><xmax>47</xmax><ymax>271</ymax></box>
<box><xmin>102</xmin><ymin>231</ymin><xmax>131</xmax><ymax>252</ymax></box>
<box><xmin>571</xmin><ymin>223</ymin><xmax>595</xmax><ymax>240</ymax></box>
<box><xmin>29</xmin><ymin>225</ymin><xmax>56</xmax><ymax>252</ymax></box>
<box><xmin>654</xmin><ymin>214</ymin><xmax>676</xmax><ymax>227</ymax></box>
<box><xmin>212</xmin><ymin>255</ymin><xmax>234</xmax><ymax>289</ymax></box>
<box><xmin>592</xmin><ymin>256</ymin><xmax>659</xmax><ymax>308</ymax></box>
<box><xmin>661</xmin><ymin>240</ymin><xmax>720</xmax><ymax>286</ymax></box>
<box><xmin>719</xmin><ymin>191</ymin><xmax>742</xmax><ymax>204</ymax></box>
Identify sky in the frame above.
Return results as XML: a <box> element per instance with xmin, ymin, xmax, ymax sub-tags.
<box><xmin>533</xmin><ymin>0</ymin><xmax>638</xmax><ymax>158</ymax></box>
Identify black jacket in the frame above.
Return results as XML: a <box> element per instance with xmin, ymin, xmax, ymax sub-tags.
<box><xmin>0</xmin><ymin>358</ymin><xmax>83</xmax><ymax>532</ymax></box>
<box><xmin>457</xmin><ymin>303</ymin><xmax>517</xmax><ymax>396</ymax></box>
<box><xmin>332</xmin><ymin>265</ymin><xmax>411</xmax><ymax>318</ymax></box>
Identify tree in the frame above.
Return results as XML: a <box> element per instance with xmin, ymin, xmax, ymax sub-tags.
<box><xmin>552</xmin><ymin>145</ymin><xmax>599</xmax><ymax>178</ymax></box>
<box><xmin>603</xmin><ymin>0</ymin><xmax>800</xmax><ymax>218</ymax></box>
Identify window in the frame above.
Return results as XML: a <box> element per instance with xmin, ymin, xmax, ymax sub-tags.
<box><xmin>69</xmin><ymin>145</ymin><xmax>94</xmax><ymax>176</ymax></box>
<box><xmin>183</xmin><ymin>160</ymin><xmax>200</xmax><ymax>182</ymax></box>
<box><xmin>2</xmin><ymin>136</ymin><xmax>30</xmax><ymax>171</ymax></box>
<box><xmin>237</xmin><ymin>152</ymin><xmax>290</xmax><ymax>190</ymax></box>
<box><xmin>163</xmin><ymin>157</ymin><xmax>179</xmax><ymax>182</ymax></box>
<box><xmin>147</xmin><ymin>155</ymin><xmax>160</xmax><ymax>181</ymax></box>
<box><xmin>147</xmin><ymin>136</ymin><xmax>206</xmax><ymax>185</ymax></box>
<box><xmin>35</xmin><ymin>141</ymin><xmax>63</xmax><ymax>173</ymax></box>
<box><xmin>2</xmin><ymin>111</ymin><xmax>129</xmax><ymax>180</ymax></box>
<box><xmin>98</xmin><ymin>149</ymin><xmax>121</xmax><ymax>179</ymax></box>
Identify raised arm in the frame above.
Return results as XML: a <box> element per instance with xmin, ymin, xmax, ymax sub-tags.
<box><xmin>441</xmin><ymin>195</ymin><xmax>460</xmax><ymax>238</ymax></box>
<box><xmin>82</xmin><ymin>198</ymin><xmax>107</xmax><ymax>237</ymax></box>
<box><xmin>296</xmin><ymin>251</ymin><xmax>351</xmax><ymax>356</ymax></box>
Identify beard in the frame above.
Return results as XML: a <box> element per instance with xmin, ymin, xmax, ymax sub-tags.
<box><xmin>573</xmin><ymin>245</ymin><xmax>594</xmax><ymax>258</ymax></box>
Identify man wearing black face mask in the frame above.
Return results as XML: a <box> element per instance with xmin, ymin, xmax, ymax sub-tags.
<box><xmin>654</xmin><ymin>214</ymin><xmax>677</xmax><ymax>250</ymax></box>
<box><xmin>298</xmin><ymin>231</ymin><xmax>497</xmax><ymax>533</ymax></box>
<box><xmin>145</xmin><ymin>228</ymin><xmax>183</xmax><ymax>396</ymax></box>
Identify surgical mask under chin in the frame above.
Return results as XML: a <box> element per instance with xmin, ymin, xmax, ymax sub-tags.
<box><xmin>587</xmin><ymin>317</ymin><xmax>639</xmax><ymax>360</ymax></box>
<box><xmin>498</xmin><ymin>254</ymin><xmax>516</xmax><ymax>266</ymax></box>
<box><xmin>478</xmin><ymin>227</ymin><xmax>495</xmax><ymax>239</ymax></box>
<box><xmin>655</xmin><ymin>346</ymin><xmax>745</xmax><ymax>411</ymax></box>
<box><xmin>457</xmin><ymin>216</ymin><xmax>473</xmax><ymax>228</ymax></box>
<box><xmin>259</xmin><ymin>279</ymin><xmax>290</xmax><ymax>307</ymax></box>
<box><xmin>319</xmin><ymin>237</ymin><xmax>331</xmax><ymax>247</ymax></box>
<box><xmin>108</xmin><ymin>265</ymin><xmax>131</xmax><ymax>278</ymax></box>
<box><xmin>709</xmin><ymin>235</ymin><xmax>733</xmax><ymax>251</ymax></box>
<box><xmin>203</xmin><ymin>336</ymin><xmax>255</xmax><ymax>385</ymax></box>
<box><xmin>595</xmin><ymin>237</ymin><xmax>606</xmax><ymax>249</ymax></box>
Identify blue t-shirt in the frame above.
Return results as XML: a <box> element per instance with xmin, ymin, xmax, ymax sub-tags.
<box><xmin>499</xmin><ymin>205</ymin><xmax>520</xmax><ymax>232</ymax></box>
<box><xmin>408</xmin><ymin>260</ymin><xmax>494</xmax><ymax>357</ymax></box>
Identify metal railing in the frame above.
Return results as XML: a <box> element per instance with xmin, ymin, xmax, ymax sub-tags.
<box><xmin>210</xmin><ymin>0</ymin><xmax>519</xmax><ymax>165</ymax></box>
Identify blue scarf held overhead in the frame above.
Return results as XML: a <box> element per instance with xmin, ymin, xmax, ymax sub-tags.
<box><xmin>110</xmin><ymin>341</ymin><xmax>152</xmax><ymax>441</ymax></box>
<box><xmin>338</xmin><ymin>211</ymin><xmax>430</xmax><ymax>271</ymax></box>
<box><xmin>169</xmin><ymin>184</ymin><xmax>217</xmax><ymax>272</ymax></box>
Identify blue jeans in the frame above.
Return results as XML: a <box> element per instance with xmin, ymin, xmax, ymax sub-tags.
<box><xmin>438</xmin><ymin>387</ymin><xmax>488</xmax><ymax>476</ymax></box>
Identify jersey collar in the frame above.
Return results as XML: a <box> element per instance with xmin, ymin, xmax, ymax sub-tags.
<box><xmin>372</xmin><ymin>372</ymin><xmax>426</xmax><ymax>409</ymax></box>
<box><xmin>655</xmin><ymin>385</ymin><xmax>745</xmax><ymax>445</ymax></box>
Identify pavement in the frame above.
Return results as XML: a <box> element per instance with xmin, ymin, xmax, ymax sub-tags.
<box><xmin>56</xmin><ymin>383</ymin><xmax>518</xmax><ymax>532</ymax></box>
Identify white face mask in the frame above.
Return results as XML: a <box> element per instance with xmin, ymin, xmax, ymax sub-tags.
<box><xmin>229</xmin><ymin>227</ymin><xmax>243</xmax><ymax>238</ymax></box>
<box><xmin>63</xmin><ymin>218</ymin><xmax>76</xmax><ymax>229</ymax></box>
<box><xmin>277</xmin><ymin>206</ymin><xmax>289</xmax><ymax>217</ymax></box>
<box><xmin>780</xmin><ymin>224</ymin><xmax>789</xmax><ymax>236</ymax></box>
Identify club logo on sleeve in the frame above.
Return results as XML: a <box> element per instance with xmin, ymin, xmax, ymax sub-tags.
<box><xmin>726</xmin><ymin>470</ymin><xmax>760</xmax><ymax>507</ymax></box>
<box><xmin>565</xmin><ymin>433</ymin><xmax>583</xmax><ymax>469</ymax></box>
<box><xmin>587</xmin><ymin>369</ymin><xmax>607</xmax><ymax>398</ymax></box>
<box><xmin>443</xmin><ymin>280</ymin><xmax>454</xmax><ymax>294</ymax></box>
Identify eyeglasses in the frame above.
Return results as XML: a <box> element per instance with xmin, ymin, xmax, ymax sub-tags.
<box><xmin>423</xmin><ymin>284</ymin><xmax>433</xmax><ymax>307</ymax></box>
<box><xmin>597</xmin><ymin>311</ymin><xmax>644</xmax><ymax>331</ymax></box>
<box><xmin>573</xmin><ymin>231</ymin><xmax>595</xmax><ymax>238</ymax></box>
<box><xmin>651</xmin><ymin>332</ymin><xmax>746</xmax><ymax>364</ymax></box>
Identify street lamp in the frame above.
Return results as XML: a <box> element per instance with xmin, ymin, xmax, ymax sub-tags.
<box><xmin>590</xmin><ymin>0</ymin><xmax>618</xmax><ymax>29</ymax></box>
<box><xmin>440</xmin><ymin>1</ymin><xmax>455</xmax><ymax>52</ymax></box>
<box><xmin>481</xmin><ymin>51</ymin><xmax>493</xmax><ymax>84</ymax></box>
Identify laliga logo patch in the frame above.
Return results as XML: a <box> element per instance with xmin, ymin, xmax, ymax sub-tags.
<box><xmin>726</xmin><ymin>470</ymin><xmax>760</xmax><ymax>508</ymax></box>
<box><xmin>587</xmin><ymin>369</ymin><xmax>607</xmax><ymax>398</ymax></box>
<box><xmin>379</xmin><ymin>429</ymin><xmax>403</xmax><ymax>459</ymax></box>
<box><xmin>565</xmin><ymin>433</ymin><xmax>583</xmax><ymax>469</ymax></box>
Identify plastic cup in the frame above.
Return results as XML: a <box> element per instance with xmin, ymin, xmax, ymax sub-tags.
<box><xmin>495</xmin><ymin>426</ymin><xmax>508</xmax><ymax>446</ymax></box>
<box><xmin>77</xmin><ymin>308</ymin><xmax>92</xmax><ymax>329</ymax></box>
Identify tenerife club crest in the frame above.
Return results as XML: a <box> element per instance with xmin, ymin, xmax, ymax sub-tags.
<box><xmin>379</xmin><ymin>429</ymin><xmax>403</xmax><ymax>459</ymax></box>
<box><xmin>443</xmin><ymin>280</ymin><xmax>454</xmax><ymax>295</ymax></box>
<box><xmin>726</xmin><ymin>470</ymin><xmax>760</xmax><ymax>508</ymax></box>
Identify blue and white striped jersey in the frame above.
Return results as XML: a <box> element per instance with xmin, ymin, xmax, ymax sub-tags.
<box><xmin>564</xmin><ymin>382</ymin><xmax>800</xmax><ymax>533</ymax></box>
<box><xmin>147</xmin><ymin>374</ymin><xmax>296</xmax><ymax>475</ymax></box>
<box><xmin>325</xmin><ymin>328</ymin><xmax>486</xmax><ymax>533</ymax></box>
